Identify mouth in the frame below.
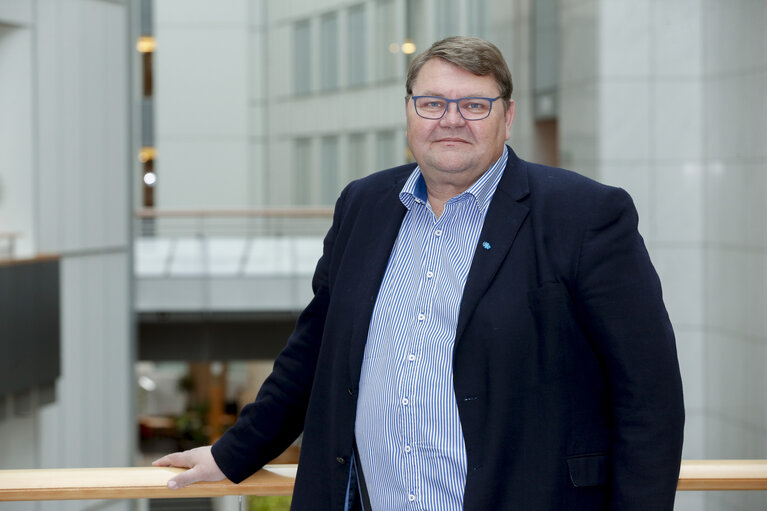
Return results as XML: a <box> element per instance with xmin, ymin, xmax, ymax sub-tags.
<box><xmin>434</xmin><ymin>137</ymin><xmax>470</xmax><ymax>144</ymax></box>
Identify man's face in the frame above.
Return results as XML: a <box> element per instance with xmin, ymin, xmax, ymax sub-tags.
<box><xmin>406</xmin><ymin>58</ymin><xmax>515</xmax><ymax>188</ymax></box>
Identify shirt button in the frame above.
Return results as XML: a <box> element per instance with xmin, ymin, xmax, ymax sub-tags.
<box><xmin>417</xmin><ymin>313</ymin><xmax>425</xmax><ymax>321</ymax></box>
<box><xmin>402</xmin><ymin>397</ymin><xmax>409</xmax><ymax>406</ymax></box>
<box><xmin>434</xmin><ymin>229</ymin><xmax>442</xmax><ymax>237</ymax></box>
<box><xmin>408</xmin><ymin>354</ymin><xmax>416</xmax><ymax>362</ymax></box>
<box><xmin>426</xmin><ymin>271</ymin><xmax>434</xmax><ymax>279</ymax></box>
<box><xmin>408</xmin><ymin>493</ymin><xmax>416</xmax><ymax>502</ymax></box>
<box><xmin>404</xmin><ymin>445</ymin><xmax>412</xmax><ymax>453</ymax></box>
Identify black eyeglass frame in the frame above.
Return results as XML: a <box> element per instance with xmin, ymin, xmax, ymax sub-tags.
<box><xmin>409</xmin><ymin>95</ymin><xmax>505</xmax><ymax>120</ymax></box>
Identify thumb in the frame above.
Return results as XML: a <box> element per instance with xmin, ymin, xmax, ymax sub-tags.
<box><xmin>167</xmin><ymin>466</ymin><xmax>203</xmax><ymax>489</ymax></box>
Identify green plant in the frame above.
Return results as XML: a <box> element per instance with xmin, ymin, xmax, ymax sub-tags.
<box><xmin>249</xmin><ymin>496</ymin><xmax>292</xmax><ymax>511</ymax></box>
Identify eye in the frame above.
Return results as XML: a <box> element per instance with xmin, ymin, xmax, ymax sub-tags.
<box><xmin>462</xmin><ymin>100</ymin><xmax>488</xmax><ymax>111</ymax></box>
<box><xmin>424</xmin><ymin>99</ymin><xmax>445</xmax><ymax>109</ymax></box>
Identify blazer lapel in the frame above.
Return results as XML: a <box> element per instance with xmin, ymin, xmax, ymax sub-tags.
<box><xmin>347</xmin><ymin>173</ymin><xmax>409</xmax><ymax>383</ymax></box>
<box><xmin>353</xmin><ymin>182</ymin><xmax>408</xmax><ymax>305</ymax></box>
<box><xmin>455</xmin><ymin>152</ymin><xmax>530</xmax><ymax>344</ymax></box>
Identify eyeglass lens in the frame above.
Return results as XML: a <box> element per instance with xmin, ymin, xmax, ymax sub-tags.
<box><xmin>414</xmin><ymin>96</ymin><xmax>494</xmax><ymax>120</ymax></box>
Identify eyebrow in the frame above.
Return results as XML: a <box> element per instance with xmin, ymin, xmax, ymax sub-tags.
<box><xmin>418</xmin><ymin>90</ymin><xmax>493</xmax><ymax>98</ymax></box>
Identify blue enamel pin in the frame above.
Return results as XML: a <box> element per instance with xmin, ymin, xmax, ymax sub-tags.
<box><xmin>482</xmin><ymin>241</ymin><xmax>491</xmax><ymax>250</ymax></box>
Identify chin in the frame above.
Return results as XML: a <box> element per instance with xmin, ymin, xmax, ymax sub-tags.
<box><xmin>432</xmin><ymin>161</ymin><xmax>475</xmax><ymax>175</ymax></box>
<box><xmin>435</xmin><ymin>153</ymin><xmax>472</xmax><ymax>167</ymax></box>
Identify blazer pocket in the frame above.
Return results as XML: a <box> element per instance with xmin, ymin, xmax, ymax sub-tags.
<box><xmin>566</xmin><ymin>453</ymin><xmax>609</xmax><ymax>487</ymax></box>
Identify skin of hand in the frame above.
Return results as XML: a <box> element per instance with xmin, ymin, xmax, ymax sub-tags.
<box><xmin>152</xmin><ymin>445</ymin><xmax>226</xmax><ymax>489</ymax></box>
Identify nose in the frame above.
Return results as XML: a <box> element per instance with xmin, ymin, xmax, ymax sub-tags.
<box><xmin>440</xmin><ymin>102</ymin><xmax>466</xmax><ymax>127</ymax></box>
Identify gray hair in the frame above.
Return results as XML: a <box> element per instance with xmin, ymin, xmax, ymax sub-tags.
<box><xmin>406</xmin><ymin>36</ymin><xmax>513</xmax><ymax>109</ymax></box>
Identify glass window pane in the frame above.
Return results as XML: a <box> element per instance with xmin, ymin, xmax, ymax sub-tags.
<box><xmin>467</xmin><ymin>0</ymin><xmax>488</xmax><ymax>38</ymax></box>
<box><xmin>347</xmin><ymin>4</ymin><xmax>366</xmax><ymax>87</ymax></box>
<box><xmin>375</xmin><ymin>0</ymin><xmax>397</xmax><ymax>81</ymax></box>
<box><xmin>376</xmin><ymin>131</ymin><xmax>396</xmax><ymax>170</ymax></box>
<box><xmin>320</xmin><ymin>13</ymin><xmax>338</xmax><ymax>91</ymax></box>
<box><xmin>349</xmin><ymin>133</ymin><xmax>368</xmax><ymax>178</ymax></box>
<box><xmin>295</xmin><ymin>138</ymin><xmax>312</xmax><ymax>205</ymax></box>
<box><xmin>406</xmin><ymin>0</ymin><xmax>426</xmax><ymax>65</ymax></box>
<box><xmin>321</xmin><ymin>136</ymin><xmax>340</xmax><ymax>205</ymax></box>
<box><xmin>436</xmin><ymin>0</ymin><xmax>460</xmax><ymax>40</ymax></box>
<box><xmin>294</xmin><ymin>20</ymin><xmax>311</xmax><ymax>95</ymax></box>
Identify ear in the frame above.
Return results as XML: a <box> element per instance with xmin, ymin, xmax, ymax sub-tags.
<box><xmin>504</xmin><ymin>100</ymin><xmax>516</xmax><ymax>140</ymax></box>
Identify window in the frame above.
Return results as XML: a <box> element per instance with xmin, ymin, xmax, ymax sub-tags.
<box><xmin>406</xmin><ymin>0</ymin><xmax>426</xmax><ymax>66</ymax></box>
<box><xmin>532</xmin><ymin>0</ymin><xmax>559</xmax><ymax>121</ymax></box>
<box><xmin>347</xmin><ymin>4</ymin><xmax>367</xmax><ymax>87</ymax></box>
<box><xmin>349</xmin><ymin>133</ymin><xmax>368</xmax><ymax>178</ymax></box>
<box><xmin>320</xmin><ymin>136</ymin><xmax>340</xmax><ymax>205</ymax></box>
<box><xmin>436</xmin><ymin>0</ymin><xmax>460</xmax><ymax>40</ymax></box>
<box><xmin>320</xmin><ymin>13</ymin><xmax>339</xmax><ymax>91</ymax></box>
<box><xmin>294</xmin><ymin>20</ymin><xmax>311</xmax><ymax>95</ymax></box>
<box><xmin>375</xmin><ymin>0</ymin><xmax>398</xmax><ymax>81</ymax></box>
<box><xmin>467</xmin><ymin>0</ymin><xmax>488</xmax><ymax>38</ymax></box>
<box><xmin>376</xmin><ymin>130</ymin><xmax>396</xmax><ymax>170</ymax></box>
<box><xmin>295</xmin><ymin>138</ymin><xmax>312</xmax><ymax>205</ymax></box>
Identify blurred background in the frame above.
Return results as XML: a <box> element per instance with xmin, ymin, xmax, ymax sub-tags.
<box><xmin>0</xmin><ymin>0</ymin><xmax>765</xmax><ymax>510</ymax></box>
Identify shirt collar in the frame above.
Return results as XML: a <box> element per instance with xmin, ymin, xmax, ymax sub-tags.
<box><xmin>399</xmin><ymin>145</ymin><xmax>508</xmax><ymax>213</ymax></box>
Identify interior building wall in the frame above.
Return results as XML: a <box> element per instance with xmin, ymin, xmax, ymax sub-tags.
<box><xmin>699</xmin><ymin>1</ymin><xmax>766</xmax><ymax>509</ymax></box>
<box><xmin>0</xmin><ymin>1</ymin><xmax>133</xmax><ymax>511</ymax></box>
<box><xmin>0</xmin><ymin>24</ymin><xmax>35</xmax><ymax>258</ymax></box>
<box><xmin>0</xmin><ymin>4</ymin><xmax>45</xmax><ymax>498</ymax></box>
<box><xmin>555</xmin><ymin>1</ymin><xmax>765</xmax><ymax>509</ymax></box>
<box><xmin>153</xmin><ymin>0</ymin><xmax>254</xmax><ymax>210</ymax></box>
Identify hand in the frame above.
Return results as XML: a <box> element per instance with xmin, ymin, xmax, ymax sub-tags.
<box><xmin>152</xmin><ymin>445</ymin><xmax>226</xmax><ymax>489</ymax></box>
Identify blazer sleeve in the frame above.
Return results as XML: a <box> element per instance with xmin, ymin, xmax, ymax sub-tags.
<box><xmin>210</xmin><ymin>185</ymin><xmax>349</xmax><ymax>483</ymax></box>
<box><xmin>571</xmin><ymin>187</ymin><xmax>684</xmax><ymax>509</ymax></box>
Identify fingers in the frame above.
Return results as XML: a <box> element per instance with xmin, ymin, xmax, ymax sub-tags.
<box><xmin>152</xmin><ymin>451</ymin><xmax>191</xmax><ymax>468</ymax></box>
<box><xmin>151</xmin><ymin>453</ymin><xmax>174</xmax><ymax>467</ymax></box>
<box><xmin>151</xmin><ymin>446</ymin><xmax>226</xmax><ymax>490</ymax></box>
<box><xmin>167</xmin><ymin>465</ymin><xmax>203</xmax><ymax>489</ymax></box>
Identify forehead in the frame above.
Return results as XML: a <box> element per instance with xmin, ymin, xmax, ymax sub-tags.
<box><xmin>412</xmin><ymin>58</ymin><xmax>498</xmax><ymax>96</ymax></box>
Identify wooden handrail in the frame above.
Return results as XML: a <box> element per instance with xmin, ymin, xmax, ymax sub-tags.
<box><xmin>0</xmin><ymin>465</ymin><xmax>296</xmax><ymax>501</ymax></box>
<box><xmin>677</xmin><ymin>460</ymin><xmax>767</xmax><ymax>490</ymax></box>
<box><xmin>135</xmin><ymin>208</ymin><xmax>334</xmax><ymax>219</ymax></box>
<box><xmin>0</xmin><ymin>254</ymin><xmax>59</xmax><ymax>268</ymax></box>
<box><xmin>0</xmin><ymin>460</ymin><xmax>765</xmax><ymax>501</ymax></box>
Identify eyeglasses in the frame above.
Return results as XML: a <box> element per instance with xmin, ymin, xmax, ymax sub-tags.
<box><xmin>410</xmin><ymin>95</ymin><xmax>504</xmax><ymax>121</ymax></box>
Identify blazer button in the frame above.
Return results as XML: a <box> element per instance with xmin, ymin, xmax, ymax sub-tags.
<box><xmin>347</xmin><ymin>387</ymin><xmax>354</xmax><ymax>396</ymax></box>
<box><xmin>336</xmin><ymin>457</ymin><xmax>346</xmax><ymax>465</ymax></box>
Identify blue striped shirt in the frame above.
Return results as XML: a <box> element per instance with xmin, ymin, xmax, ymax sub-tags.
<box><xmin>355</xmin><ymin>147</ymin><xmax>508</xmax><ymax>510</ymax></box>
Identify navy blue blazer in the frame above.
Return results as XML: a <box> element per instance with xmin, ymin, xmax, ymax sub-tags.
<box><xmin>212</xmin><ymin>147</ymin><xmax>685</xmax><ymax>510</ymax></box>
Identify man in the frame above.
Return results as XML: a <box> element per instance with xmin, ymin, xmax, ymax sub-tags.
<box><xmin>154</xmin><ymin>37</ymin><xmax>684</xmax><ymax>510</ymax></box>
